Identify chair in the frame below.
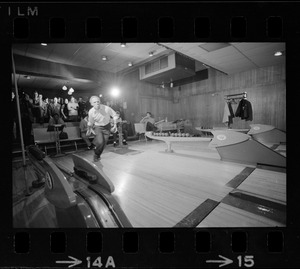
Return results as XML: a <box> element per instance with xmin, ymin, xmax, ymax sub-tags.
<box><xmin>134</xmin><ymin>123</ymin><xmax>147</xmax><ymax>141</ymax></box>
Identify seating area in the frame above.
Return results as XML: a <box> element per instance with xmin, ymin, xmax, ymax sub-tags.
<box><xmin>32</xmin><ymin>122</ymin><xmax>138</xmax><ymax>156</ymax></box>
<box><xmin>33</xmin><ymin>125</ymin><xmax>91</xmax><ymax>155</ymax></box>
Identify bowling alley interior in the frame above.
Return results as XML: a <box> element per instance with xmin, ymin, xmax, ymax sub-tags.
<box><xmin>11</xmin><ymin>42</ymin><xmax>286</xmax><ymax>228</ymax></box>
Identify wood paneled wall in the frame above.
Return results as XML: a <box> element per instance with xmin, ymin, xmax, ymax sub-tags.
<box><xmin>174</xmin><ymin>64</ymin><xmax>286</xmax><ymax>130</ymax></box>
<box><xmin>122</xmin><ymin>64</ymin><xmax>286</xmax><ymax>131</ymax></box>
<box><xmin>122</xmin><ymin>70</ymin><xmax>174</xmax><ymax>123</ymax></box>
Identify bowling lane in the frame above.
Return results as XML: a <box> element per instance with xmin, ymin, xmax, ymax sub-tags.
<box><xmin>236</xmin><ymin>168</ymin><xmax>286</xmax><ymax>204</ymax></box>
<box><xmin>196</xmin><ymin>167</ymin><xmax>286</xmax><ymax>227</ymax></box>
<box><xmin>197</xmin><ymin>203</ymin><xmax>285</xmax><ymax>227</ymax></box>
<box><xmin>54</xmin><ymin>141</ymin><xmax>248</xmax><ymax>227</ymax></box>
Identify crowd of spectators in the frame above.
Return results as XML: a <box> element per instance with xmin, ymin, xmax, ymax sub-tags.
<box><xmin>11</xmin><ymin>90</ymin><xmax>92</xmax><ymax>146</ymax></box>
<box><xmin>11</xmin><ymin>90</ymin><xmax>126</xmax><ymax>147</ymax></box>
<box><xmin>29</xmin><ymin>90</ymin><xmax>90</xmax><ymax>124</ymax></box>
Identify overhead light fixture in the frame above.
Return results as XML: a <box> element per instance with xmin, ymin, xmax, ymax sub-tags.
<box><xmin>110</xmin><ymin>87</ymin><xmax>120</xmax><ymax>98</ymax></box>
<box><xmin>67</xmin><ymin>90</ymin><xmax>72</xmax><ymax>95</ymax></box>
<box><xmin>149</xmin><ymin>51</ymin><xmax>154</xmax><ymax>57</ymax></box>
<box><xmin>274</xmin><ymin>51</ymin><xmax>283</xmax><ymax>56</ymax></box>
<box><xmin>102</xmin><ymin>56</ymin><xmax>107</xmax><ymax>61</ymax></box>
<box><xmin>120</xmin><ymin>43</ymin><xmax>126</xmax><ymax>48</ymax></box>
<box><xmin>62</xmin><ymin>85</ymin><xmax>67</xmax><ymax>91</ymax></box>
<box><xmin>41</xmin><ymin>43</ymin><xmax>47</xmax><ymax>46</ymax></box>
<box><xmin>24</xmin><ymin>75</ymin><xmax>31</xmax><ymax>79</ymax></box>
<box><xmin>128</xmin><ymin>62</ymin><xmax>133</xmax><ymax>66</ymax></box>
<box><xmin>69</xmin><ymin>87</ymin><xmax>74</xmax><ymax>93</ymax></box>
<box><xmin>99</xmin><ymin>94</ymin><xmax>103</xmax><ymax>98</ymax></box>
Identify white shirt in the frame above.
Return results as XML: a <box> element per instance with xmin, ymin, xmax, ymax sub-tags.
<box><xmin>67</xmin><ymin>101</ymin><xmax>79</xmax><ymax>116</ymax></box>
<box><xmin>88</xmin><ymin>105</ymin><xmax>118</xmax><ymax>127</ymax></box>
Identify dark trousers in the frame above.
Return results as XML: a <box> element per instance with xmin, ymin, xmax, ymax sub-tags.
<box><xmin>81</xmin><ymin>132</ymin><xmax>92</xmax><ymax>147</ymax></box>
<box><xmin>146</xmin><ymin>122</ymin><xmax>157</xmax><ymax>131</ymax></box>
<box><xmin>21</xmin><ymin>117</ymin><xmax>33</xmax><ymax>146</ymax></box>
<box><xmin>113</xmin><ymin>130</ymin><xmax>128</xmax><ymax>142</ymax></box>
<box><xmin>93</xmin><ymin>123</ymin><xmax>111</xmax><ymax>157</ymax></box>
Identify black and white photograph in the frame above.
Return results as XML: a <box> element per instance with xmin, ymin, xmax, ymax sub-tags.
<box><xmin>11</xmin><ymin>42</ymin><xmax>286</xmax><ymax>228</ymax></box>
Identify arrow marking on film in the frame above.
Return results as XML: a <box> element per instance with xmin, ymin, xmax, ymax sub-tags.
<box><xmin>206</xmin><ymin>255</ymin><xmax>233</xmax><ymax>267</ymax></box>
<box><xmin>56</xmin><ymin>256</ymin><xmax>82</xmax><ymax>268</ymax></box>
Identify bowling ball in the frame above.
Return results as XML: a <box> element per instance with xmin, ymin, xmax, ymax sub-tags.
<box><xmin>171</xmin><ymin>133</ymin><xmax>174</xmax><ymax>137</ymax></box>
<box><xmin>186</xmin><ymin>133</ymin><xmax>190</xmax><ymax>137</ymax></box>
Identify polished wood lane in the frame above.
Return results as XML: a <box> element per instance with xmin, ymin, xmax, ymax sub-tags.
<box><xmin>55</xmin><ymin>141</ymin><xmax>248</xmax><ymax>227</ymax></box>
<box><xmin>237</xmin><ymin>168</ymin><xmax>286</xmax><ymax>204</ymax></box>
<box><xmin>197</xmin><ymin>203</ymin><xmax>285</xmax><ymax>227</ymax></box>
<box><xmin>13</xmin><ymin>138</ymin><xmax>286</xmax><ymax>228</ymax></box>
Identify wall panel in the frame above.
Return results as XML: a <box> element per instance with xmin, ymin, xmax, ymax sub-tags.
<box><xmin>123</xmin><ymin>64</ymin><xmax>285</xmax><ymax>131</ymax></box>
<box><xmin>173</xmin><ymin>64</ymin><xmax>286</xmax><ymax>130</ymax></box>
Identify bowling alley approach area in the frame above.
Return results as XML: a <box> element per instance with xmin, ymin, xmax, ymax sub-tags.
<box><xmin>11</xmin><ymin>43</ymin><xmax>286</xmax><ymax>228</ymax></box>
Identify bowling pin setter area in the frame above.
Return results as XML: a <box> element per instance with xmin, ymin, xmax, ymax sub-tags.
<box><xmin>13</xmin><ymin>129</ymin><xmax>286</xmax><ymax>228</ymax></box>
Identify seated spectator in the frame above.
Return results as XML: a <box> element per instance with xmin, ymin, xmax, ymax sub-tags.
<box><xmin>79</xmin><ymin>112</ymin><xmax>96</xmax><ymax>150</ymax></box>
<box><xmin>48</xmin><ymin>113</ymin><xmax>65</xmax><ymax>131</ymax></box>
<box><xmin>112</xmin><ymin>111</ymin><xmax>128</xmax><ymax>147</ymax></box>
<box><xmin>140</xmin><ymin>112</ymin><xmax>157</xmax><ymax>131</ymax></box>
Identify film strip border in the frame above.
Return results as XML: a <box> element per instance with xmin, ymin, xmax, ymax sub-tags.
<box><xmin>1</xmin><ymin>2</ymin><xmax>299</xmax><ymax>42</ymax></box>
<box><xmin>0</xmin><ymin>228</ymin><xmax>296</xmax><ymax>267</ymax></box>
<box><xmin>1</xmin><ymin>1</ymin><xmax>300</xmax><ymax>268</ymax></box>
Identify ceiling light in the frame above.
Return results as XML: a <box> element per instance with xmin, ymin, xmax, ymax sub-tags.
<box><xmin>110</xmin><ymin>87</ymin><xmax>120</xmax><ymax>98</ymax></box>
<box><xmin>68</xmin><ymin>90</ymin><xmax>72</xmax><ymax>95</ymax></box>
<box><xmin>69</xmin><ymin>87</ymin><xmax>74</xmax><ymax>93</ymax></box>
<box><xmin>120</xmin><ymin>43</ymin><xmax>126</xmax><ymax>48</ymax></box>
<box><xmin>274</xmin><ymin>51</ymin><xmax>283</xmax><ymax>56</ymax></box>
<box><xmin>62</xmin><ymin>85</ymin><xmax>67</xmax><ymax>91</ymax></box>
<box><xmin>128</xmin><ymin>62</ymin><xmax>133</xmax><ymax>66</ymax></box>
<box><xmin>102</xmin><ymin>56</ymin><xmax>107</xmax><ymax>61</ymax></box>
<box><xmin>149</xmin><ymin>51</ymin><xmax>154</xmax><ymax>57</ymax></box>
<box><xmin>41</xmin><ymin>43</ymin><xmax>47</xmax><ymax>46</ymax></box>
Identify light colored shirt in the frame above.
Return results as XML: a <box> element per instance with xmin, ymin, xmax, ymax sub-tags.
<box><xmin>88</xmin><ymin>105</ymin><xmax>118</xmax><ymax>127</ymax></box>
<box><xmin>67</xmin><ymin>102</ymin><xmax>79</xmax><ymax>116</ymax></box>
<box><xmin>140</xmin><ymin>116</ymin><xmax>155</xmax><ymax>125</ymax></box>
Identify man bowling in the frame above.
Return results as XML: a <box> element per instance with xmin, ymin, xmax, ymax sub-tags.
<box><xmin>87</xmin><ymin>96</ymin><xmax>118</xmax><ymax>162</ymax></box>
